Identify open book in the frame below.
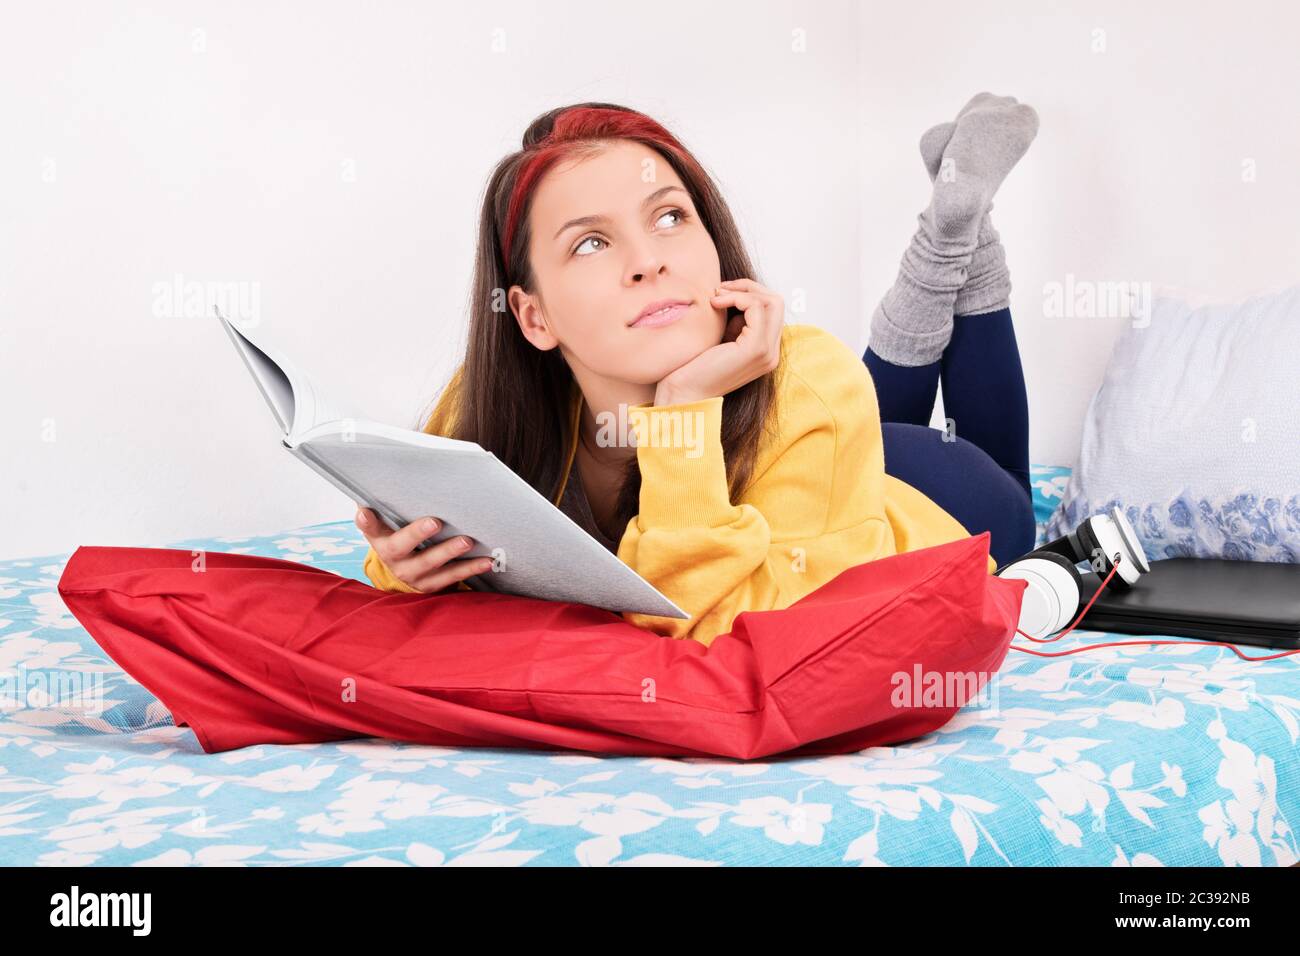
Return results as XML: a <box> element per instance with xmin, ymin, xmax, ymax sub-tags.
<box><xmin>217</xmin><ymin>310</ymin><xmax>688</xmax><ymax>620</ymax></box>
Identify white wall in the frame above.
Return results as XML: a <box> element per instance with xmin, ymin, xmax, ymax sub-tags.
<box><xmin>858</xmin><ymin>0</ymin><xmax>1300</xmax><ymax>460</ymax></box>
<box><xmin>2</xmin><ymin>0</ymin><xmax>1296</xmax><ymax>560</ymax></box>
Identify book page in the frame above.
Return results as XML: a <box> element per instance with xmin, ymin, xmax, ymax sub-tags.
<box><xmin>220</xmin><ymin>315</ymin><xmax>296</xmax><ymax>436</ymax></box>
<box><xmin>219</xmin><ymin>312</ymin><xmax>345</xmax><ymax>440</ymax></box>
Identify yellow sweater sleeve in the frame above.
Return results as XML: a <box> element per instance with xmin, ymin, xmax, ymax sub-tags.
<box><xmin>363</xmin><ymin>545</ymin><xmax>423</xmax><ymax>593</ymax></box>
<box><xmin>615</xmin><ymin>328</ymin><xmax>895</xmax><ymax>645</ymax></box>
<box><xmin>615</xmin><ymin>324</ymin><xmax>994</xmax><ymax>647</ymax></box>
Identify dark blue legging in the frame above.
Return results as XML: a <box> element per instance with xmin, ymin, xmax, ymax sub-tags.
<box><xmin>863</xmin><ymin>307</ymin><xmax>1036</xmax><ymax>566</ymax></box>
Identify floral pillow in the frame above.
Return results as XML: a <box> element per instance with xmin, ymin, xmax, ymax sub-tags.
<box><xmin>1045</xmin><ymin>284</ymin><xmax>1300</xmax><ymax>562</ymax></box>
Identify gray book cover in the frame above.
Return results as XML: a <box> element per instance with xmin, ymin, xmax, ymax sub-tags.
<box><xmin>217</xmin><ymin>311</ymin><xmax>688</xmax><ymax>620</ymax></box>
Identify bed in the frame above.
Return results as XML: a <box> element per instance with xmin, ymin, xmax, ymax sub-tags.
<box><xmin>2</xmin><ymin>464</ymin><xmax>1296</xmax><ymax>867</ymax></box>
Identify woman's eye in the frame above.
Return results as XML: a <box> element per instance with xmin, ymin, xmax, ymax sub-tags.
<box><xmin>656</xmin><ymin>207</ymin><xmax>689</xmax><ymax>229</ymax></box>
<box><xmin>573</xmin><ymin>235</ymin><xmax>607</xmax><ymax>257</ymax></box>
<box><xmin>571</xmin><ymin>208</ymin><xmax>690</xmax><ymax>258</ymax></box>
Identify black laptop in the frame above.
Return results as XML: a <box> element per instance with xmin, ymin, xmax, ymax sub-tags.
<box><xmin>1077</xmin><ymin>558</ymin><xmax>1300</xmax><ymax>649</ymax></box>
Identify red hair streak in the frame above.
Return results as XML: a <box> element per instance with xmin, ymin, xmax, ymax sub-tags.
<box><xmin>500</xmin><ymin>106</ymin><xmax>699</xmax><ymax>268</ymax></box>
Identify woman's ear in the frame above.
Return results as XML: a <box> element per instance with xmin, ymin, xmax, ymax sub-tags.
<box><xmin>509</xmin><ymin>285</ymin><xmax>559</xmax><ymax>351</ymax></box>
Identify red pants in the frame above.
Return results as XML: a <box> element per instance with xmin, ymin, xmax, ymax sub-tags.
<box><xmin>57</xmin><ymin>531</ymin><xmax>1025</xmax><ymax>759</ymax></box>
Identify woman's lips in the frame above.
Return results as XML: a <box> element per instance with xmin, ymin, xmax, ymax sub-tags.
<box><xmin>631</xmin><ymin>302</ymin><xmax>691</xmax><ymax>329</ymax></box>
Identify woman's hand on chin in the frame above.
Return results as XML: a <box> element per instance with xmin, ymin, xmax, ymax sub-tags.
<box><xmin>652</xmin><ymin>278</ymin><xmax>784</xmax><ymax>407</ymax></box>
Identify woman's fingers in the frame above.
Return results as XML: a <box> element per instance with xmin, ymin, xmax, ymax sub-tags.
<box><xmin>722</xmin><ymin>311</ymin><xmax>747</xmax><ymax>344</ymax></box>
<box><xmin>708</xmin><ymin>288</ymin><xmax>782</xmax><ymax>371</ymax></box>
<box><xmin>355</xmin><ymin>508</ymin><xmax>395</xmax><ymax>554</ymax></box>
<box><xmin>402</xmin><ymin>532</ymin><xmax>480</xmax><ymax>578</ymax></box>
<box><xmin>359</xmin><ymin>508</ymin><xmax>442</xmax><ymax>564</ymax></box>
<box><xmin>717</xmin><ymin>279</ymin><xmax>784</xmax><ymax>348</ymax></box>
<box><xmin>355</xmin><ymin>507</ymin><xmax>493</xmax><ymax>594</ymax></box>
<box><xmin>412</xmin><ymin>555</ymin><xmax>496</xmax><ymax>594</ymax></box>
<box><xmin>356</xmin><ymin>507</ymin><xmax>402</xmax><ymax>546</ymax></box>
<box><xmin>357</xmin><ymin>508</ymin><xmax>485</xmax><ymax>586</ymax></box>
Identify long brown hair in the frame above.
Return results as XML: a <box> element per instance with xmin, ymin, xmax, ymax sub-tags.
<box><xmin>420</xmin><ymin>102</ymin><xmax>783</xmax><ymax>534</ymax></box>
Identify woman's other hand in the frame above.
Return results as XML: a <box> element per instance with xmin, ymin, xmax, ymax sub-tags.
<box><xmin>653</xmin><ymin>278</ymin><xmax>784</xmax><ymax>406</ymax></box>
<box><xmin>355</xmin><ymin>508</ymin><xmax>493</xmax><ymax>594</ymax></box>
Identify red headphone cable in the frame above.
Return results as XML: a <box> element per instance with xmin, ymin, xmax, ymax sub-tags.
<box><xmin>1008</xmin><ymin>553</ymin><xmax>1300</xmax><ymax>662</ymax></box>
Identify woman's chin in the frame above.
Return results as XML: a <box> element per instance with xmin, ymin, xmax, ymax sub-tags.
<box><xmin>624</xmin><ymin>328</ymin><xmax>710</xmax><ymax>371</ymax></box>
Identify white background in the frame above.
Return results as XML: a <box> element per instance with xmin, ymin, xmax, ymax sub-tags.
<box><xmin>3</xmin><ymin>0</ymin><xmax>1297</xmax><ymax>560</ymax></box>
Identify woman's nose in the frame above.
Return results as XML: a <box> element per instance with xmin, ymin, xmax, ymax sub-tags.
<box><xmin>628</xmin><ymin>252</ymin><xmax>667</xmax><ymax>282</ymax></box>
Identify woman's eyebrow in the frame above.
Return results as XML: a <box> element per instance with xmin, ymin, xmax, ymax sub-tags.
<box><xmin>552</xmin><ymin>185</ymin><xmax>689</xmax><ymax>240</ymax></box>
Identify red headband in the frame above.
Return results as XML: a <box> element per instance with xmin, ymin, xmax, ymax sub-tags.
<box><xmin>499</xmin><ymin>107</ymin><xmax>694</xmax><ymax>268</ymax></box>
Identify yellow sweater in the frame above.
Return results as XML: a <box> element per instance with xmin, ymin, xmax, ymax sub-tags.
<box><xmin>363</xmin><ymin>323</ymin><xmax>997</xmax><ymax>646</ymax></box>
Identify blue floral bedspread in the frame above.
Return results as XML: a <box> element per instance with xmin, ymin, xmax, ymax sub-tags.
<box><xmin>1</xmin><ymin>465</ymin><xmax>1296</xmax><ymax>867</ymax></box>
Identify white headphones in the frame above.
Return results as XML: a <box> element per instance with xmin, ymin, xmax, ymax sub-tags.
<box><xmin>995</xmin><ymin>506</ymin><xmax>1151</xmax><ymax>639</ymax></box>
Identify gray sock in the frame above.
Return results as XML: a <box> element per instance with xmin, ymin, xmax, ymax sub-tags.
<box><xmin>921</xmin><ymin>115</ymin><xmax>1011</xmax><ymax>317</ymax></box>
<box><xmin>869</xmin><ymin>94</ymin><xmax>1038</xmax><ymax>366</ymax></box>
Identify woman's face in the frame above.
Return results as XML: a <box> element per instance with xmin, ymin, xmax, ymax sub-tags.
<box><xmin>509</xmin><ymin>139</ymin><xmax>727</xmax><ymax>387</ymax></box>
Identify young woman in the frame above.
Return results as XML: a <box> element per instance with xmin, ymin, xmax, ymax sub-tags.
<box><xmin>358</xmin><ymin>98</ymin><xmax>1038</xmax><ymax>648</ymax></box>
<box><xmin>58</xmin><ymin>98</ymin><xmax>1034</xmax><ymax>757</ymax></box>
